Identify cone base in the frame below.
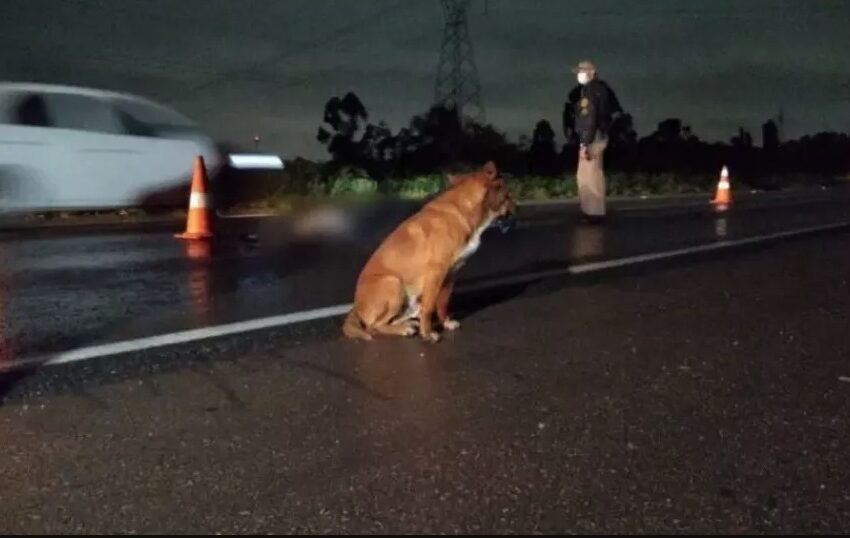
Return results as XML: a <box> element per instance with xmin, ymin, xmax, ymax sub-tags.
<box><xmin>175</xmin><ymin>231</ymin><xmax>213</xmax><ymax>240</ymax></box>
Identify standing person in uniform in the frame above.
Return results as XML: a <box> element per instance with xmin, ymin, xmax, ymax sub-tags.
<box><xmin>563</xmin><ymin>60</ymin><xmax>623</xmax><ymax>223</ymax></box>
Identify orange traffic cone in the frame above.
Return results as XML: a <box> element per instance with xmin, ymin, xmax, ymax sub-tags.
<box><xmin>176</xmin><ymin>156</ymin><xmax>214</xmax><ymax>240</ymax></box>
<box><xmin>712</xmin><ymin>165</ymin><xmax>732</xmax><ymax>209</ymax></box>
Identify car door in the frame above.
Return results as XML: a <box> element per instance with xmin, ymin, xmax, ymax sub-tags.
<box><xmin>42</xmin><ymin>91</ymin><xmax>147</xmax><ymax>208</ymax></box>
<box><xmin>0</xmin><ymin>91</ymin><xmax>65</xmax><ymax>210</ymax></box>
<box><xmin>108</xmin><ymin>97</ymin><xmax>210</xmax><ymax>206</ymax></box>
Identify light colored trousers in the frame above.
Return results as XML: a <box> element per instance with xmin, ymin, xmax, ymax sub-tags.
<box><xmin>576</xmin><ymin>135</ymin><xmax>609</xmax><ymax>216</ymax></box>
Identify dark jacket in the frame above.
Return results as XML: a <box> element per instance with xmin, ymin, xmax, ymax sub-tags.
<box><xmin>563</xmin><ymin>79</ymin><xmax>622</xmax><ymax>146</ymax></box>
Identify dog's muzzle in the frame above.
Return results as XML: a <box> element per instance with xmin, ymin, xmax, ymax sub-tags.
<box><xmin>494</xmin><ymin>212</ymin><xmax>517</xmax><ymax>234</ymax></box>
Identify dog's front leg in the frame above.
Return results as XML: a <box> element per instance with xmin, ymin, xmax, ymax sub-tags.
<box><xmin>436</xmin><ymin>277</ymin><xmax>460</xmax><ymax>331</ymax></box>
<box><xmin>419</xmin><ymin>266</ymin><xmax>449</xmax><ymax>343</ymax></box>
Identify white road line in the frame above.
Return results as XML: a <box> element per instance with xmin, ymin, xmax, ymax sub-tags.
<box><xmin>8</xmin><ymin>304</ymin><xmax>352</xmax><ymax>372</ymax></box>
<box><xmin>460</xmin><ymin>221</ymin><xmax>850</xmax><ymax>292</ymax></box>
<box><xmin>5</xmin><ymin>220</ymin><xmax>849</xmax><ymax>373</ymax></box>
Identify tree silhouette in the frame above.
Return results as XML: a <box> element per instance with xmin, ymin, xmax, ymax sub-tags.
<box><xmin>397</xmin><ymin>104</ymin><xmax>465</xmax><ymax>174</ymax></box>
<box><xmin>317</xmin><ymin>91</ymin><xmax>370</xmax><ymax>169</ymax></box>
<box><xmin>462</xmin><ymin>121</ymin><xmax>513</xmax><ymax>167</ymax></box>
<box><xmin>608</xmin><ymin>113</ymin><xmax>638</xmax><ymax>148</ymax></box>
<box><xmin>561</xmin><ymin>85</ymin><xmax>582</xmax><ymax>145</ymax></box>
<box><xmin>311</xmin><ymin>89</ymin><xmax>850</xmax><ymax>190</ymax></box>
<box><xmin>762</xmin><ymin>120</ymin><xmax>779</xmax><ymax>151</ymax></box>
<box><xmin>654</xmin><ymin>118</ymin><xmax>687</xmax><ymax>144</ymax></box>
<box><xmin>528</xmin><ymin>120</ymin><xmax>559</xmax><ymax>176</ymax></box>
<box><xmin>359</xmin><ymin>121</ymin><xmax>396</xmax><ymax>176</ymax></box>
<box><xmin>731</xmin><ymin>127</ymin><xmax>753</xmax><ymax>149</ymax></box>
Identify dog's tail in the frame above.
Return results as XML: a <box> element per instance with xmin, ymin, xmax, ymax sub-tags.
<box><xmin>342</xmin><ymin>308</ymin><xmax>372</xmax><ymax>341</ymax></box>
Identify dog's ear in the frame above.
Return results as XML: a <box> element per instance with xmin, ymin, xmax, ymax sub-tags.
<box><xmin>484</xmin><ymin>178</ymin><xmax>509</xmax><ymax>211</ymax></box>
<box><xmin>482</xmin><ymin>160</ymin><xmax>498</xmax><ymax>180</ymax></box>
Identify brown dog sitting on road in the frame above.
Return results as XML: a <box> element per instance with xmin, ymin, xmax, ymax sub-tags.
<box><xmin>342</xmin><ymin>161</ymin><xmax>516</xmax><ymax>343</ymax></box>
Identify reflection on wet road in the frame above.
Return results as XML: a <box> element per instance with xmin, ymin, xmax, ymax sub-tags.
<box><xmin>1</xmin><ymin>190</ymin><xmax>849</xmax><ymax>366</ymax></box>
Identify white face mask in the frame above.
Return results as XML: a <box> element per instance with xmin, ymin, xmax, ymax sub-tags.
<box><xmin>577</xmin><ymin>72</ymin><xmax>591</xmax><ymax>85</ymax></box>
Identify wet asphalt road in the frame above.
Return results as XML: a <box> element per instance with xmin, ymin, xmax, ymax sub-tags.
<box><xmin>1</xmin><ymin>190</ymin><xmax>850</xmax><ymax>532</ymax></box>
<box><xmin>1</xmin><ymin>217</ymin><xmax>850</xmax><ymax>533</ymax></box>
<box><xmin>1</xmin><ymin>188</ymin><xmax>850</xmax><ymax>365</ymax></box>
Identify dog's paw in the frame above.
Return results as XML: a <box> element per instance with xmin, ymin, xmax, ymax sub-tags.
<box><xmin>402</xmin><ymin>324</ymin><xmax>417</xmax><ymax>337</ymax></box>
<box><xmin>442</xmin><ymin>318</ymin><xmax>461</xmax><ymax>331</ymax></box>
<box><xmin>421</xmin><ymin>331</ymin><xmax>441</xmax><ymax>343</ymax></box>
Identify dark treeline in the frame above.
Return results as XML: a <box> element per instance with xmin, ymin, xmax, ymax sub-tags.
<box><xmin>309</xmin><ymin>91</ymin><xmax>848</xmax><ymax>189</ymax></box>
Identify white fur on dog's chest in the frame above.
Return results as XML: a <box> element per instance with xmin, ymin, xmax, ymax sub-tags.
<box><xmin>456</xmin><ymin>234</ymin><xmax>481</xmax><ymax>262</ymax></box>
<box><xmin>451</xmin><ymin>218</ymin><xmax>491</xmax><ymax>271</ymax></box>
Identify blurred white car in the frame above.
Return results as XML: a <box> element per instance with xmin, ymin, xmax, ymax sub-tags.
<box><xmin>0</xmin><ymin>82</ymin><xmax>222</xmax><ymax>212</ymax></box>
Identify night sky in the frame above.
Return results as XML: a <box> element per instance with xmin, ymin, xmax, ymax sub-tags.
<box><xmin>1</xmin><ymin>0</ymin><xmax>847</xmax><ymax>159</ymax></box>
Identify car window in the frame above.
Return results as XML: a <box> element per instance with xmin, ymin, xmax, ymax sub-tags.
<box><xmin>13</xmin><ymin>93</ymin><xmax>52</xmax><ymax>127</ymax></box>
<box><xmin>44</xmin><ymin>93</ymin><xmax>123</xmax><ymax>135</ymax></box>
<box><xmin>115</xmin><ymin>108</ymin><xmax>156</xmax><ymax>137</ymax></box>
<box><xmin>110</xmin><ymin>97</ymin><xmax>198</xmax><ymax>137</ymax></box>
